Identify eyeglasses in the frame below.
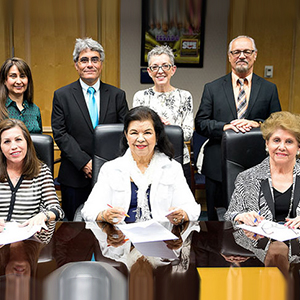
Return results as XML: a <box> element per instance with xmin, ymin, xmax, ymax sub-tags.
<box><xmin>149</xmin><ymin>64</ymin><xmax>172</xmax><ymax>72</ymax></box>
<box><xmin>230</xmin><ymin>50</ymin><xmax>255</xmax><ymax>57</ymax></box>
<box><xmin>78</xmin><ymin>56</ymin><xmax>101</xmax><ymax>65</ymax></box>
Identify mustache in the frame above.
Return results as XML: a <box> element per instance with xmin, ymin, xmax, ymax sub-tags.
<box><xmin>236</xmin><ymin>59</ymin><xmax>248</xmax><ymax>64</ymax></box>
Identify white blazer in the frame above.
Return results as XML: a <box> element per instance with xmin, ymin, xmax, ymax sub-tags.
<box><xmin>81</xmin><ymin>151</ymin><xmax>201</xmax><ymax>222</ymax></box>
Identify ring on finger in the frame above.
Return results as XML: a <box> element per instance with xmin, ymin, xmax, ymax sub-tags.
<box><xmin>173</xmin><ymin>218</ymin><xmax>178</xmax><ymax>222</ymax></box>
<box><xmin>112</xmin><ymin>217</ymin><xmax>118</xmax><ymax>224</ymax></box>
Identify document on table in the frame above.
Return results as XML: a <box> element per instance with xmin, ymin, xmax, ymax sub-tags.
<box><xmin>117</xmin><ymin>220</ymin><xmax>179</xmax><ymax>259</ymax></box>
<box><xmin>0</xmin><ymin>222</ymin><xmax>41</xmax><ymax>245</ymax></box>
<box><xmin>117</xmin><ymin>219</ymin><xmax>178</xmax><ymax>243</ymax></box>
<box><xmin>237</xmin><ymin>219</ymin><xmax>300</xmax><ymax>241</ymax></box>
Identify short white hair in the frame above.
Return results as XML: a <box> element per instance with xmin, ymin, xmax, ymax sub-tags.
<box><xmin>228</xmin><ymin>35</ymin><xmax>257</xmax><ymax>54</ymax></box>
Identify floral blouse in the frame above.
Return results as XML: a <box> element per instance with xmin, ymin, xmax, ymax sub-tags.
<box><xmin>133</xmin><ymin>87</ymin><xmax>193</xmax><ymax>164</ymax></box>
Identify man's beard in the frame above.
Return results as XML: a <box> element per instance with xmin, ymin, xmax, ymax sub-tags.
<box><xmin>236</xmin><ymin>64</ymin><xmax>248</xmax><ymax>74</ymax></box>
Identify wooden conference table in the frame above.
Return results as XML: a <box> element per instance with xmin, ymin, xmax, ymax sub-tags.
<box><xmin>0</xmin><ymin>221</ymin><xmax>298</xmax><ymax>300</ymax></box>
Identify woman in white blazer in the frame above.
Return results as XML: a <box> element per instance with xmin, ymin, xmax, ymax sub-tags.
<box><xmin>82</xmin><ymin>106</ymin><xmax>200</xmax><ymax>225</ymax></box>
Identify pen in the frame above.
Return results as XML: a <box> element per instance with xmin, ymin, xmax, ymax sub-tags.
<box><xmin>254</xmin><ymin>211</ymin><xmax>261</xmax><ymax>223</ymax></box>
<box><xmin>107</xmin><ymin>204</ymin><xmax>130</xmax><ymax>218</ymax></box>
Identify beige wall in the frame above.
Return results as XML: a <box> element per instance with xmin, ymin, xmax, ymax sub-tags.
<box><xmin>228</xmin><ymin>0</ymin><xmax>300</xmax><ymax>113</ymax></box>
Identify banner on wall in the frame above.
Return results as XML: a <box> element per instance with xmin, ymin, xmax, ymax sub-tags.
<box><xmin>141</xmin><ymin>0</ymin><xmax>206</xmax><ymax>68</ymax></box>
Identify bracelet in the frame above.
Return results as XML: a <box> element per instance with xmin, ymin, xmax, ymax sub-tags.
<box><xmin>101</xmin><ymin>210</ymin><xmax>107</xmax><ymax>222</ymax></box>
<box><xmin>43</xmin><ymin>211</ymin><xmax>50</xmax><ymax>222</ymax></box>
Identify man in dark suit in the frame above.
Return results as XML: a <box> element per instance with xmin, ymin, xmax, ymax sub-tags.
<box><xmin>195</xmin><ymin>35</ymin><xmax>281</xmax><ymax>220</ymax></box>
<box><xmin>52</xmin><ymin>38</ymin><xmax>129</xmax><ymax>220</ymax></box>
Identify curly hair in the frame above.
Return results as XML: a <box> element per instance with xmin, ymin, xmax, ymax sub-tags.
<box><xmin>261</xmin><ymin>111</ymin><xmax>300</xmax><ymax>143</ymax></box>
<box><xmin>147</xmin><ymin>45</ymin><xmax>175</xmax><ymax>66</ymax></box>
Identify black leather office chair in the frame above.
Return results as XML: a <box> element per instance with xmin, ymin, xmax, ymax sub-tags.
<box><xmin>92</xmin><ymin>124</ymin><xmax>184</xmax><ymax>186</ymax></box>
<box><xmin>31</xmin><ymin>134</ymin><xmax>54</xmax><ymax>174</ymax></box>
<box><xmin>44</xmin><ymin>261</ymin><xmax>127</xmax><ymax>300</ymax></box>
<box><xmin>221</xmin><ymin>127</ymin><xmax>267</xmax><ymax>207</ymax></box>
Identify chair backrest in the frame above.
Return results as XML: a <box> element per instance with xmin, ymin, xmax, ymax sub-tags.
<box><xmin>31</xmin><ymin>134</ymin><xmax>54</xmax><ymax>174</ymax></box>
<box><xmin>92</xmin><ymin>124</ymin><xmax>183</xmax><ymax>186</ymax></box>
<box><xmin>44</xmin><ymin>261</ymin><xmax>127</xmax><ymax>300</ymax></box>
<box><xmin>222</xmin><ymin>128</ymin><xmax>267</xmax><ymax>206</ymax></box>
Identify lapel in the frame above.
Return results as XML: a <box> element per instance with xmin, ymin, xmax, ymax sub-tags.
<box><xmin>245</xmin><ymin>73</ymin><xmax>261</xmax><ymax>118</ymax></box>
<box><xmin>222</xmin><ymin>73</ymin><xmax>237</xmax><ymax>118</ymax></box>
<box><xmin>292</xmin><ymin>176</ymin><xmax>300</xmax><ymax>216</ymax></box>
<box><xmin>72</xmin><ymin>80</ymin><xmax>94</xmax><ymax>131</ymax></box>
<box><xmin>99</xmin><ymin>81</ymin><xmax>109</xmax><ymax>123</ymax></box>
<box><xmin>261</xmin><ymin>179</ymin><xmax>275</xmax><ymax>216</ymax></box>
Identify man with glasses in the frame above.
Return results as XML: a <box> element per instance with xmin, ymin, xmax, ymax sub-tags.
<box><xmin>52</xmin><ymin>37</ymin><xmax>128</xmax><ymax>220</ymax></box>
<box><xmin>195</xmin><ymin>35</ymin><xmax>281</xmax><ymax>220</ymax></box>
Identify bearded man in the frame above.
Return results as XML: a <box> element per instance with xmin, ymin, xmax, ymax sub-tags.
<box><xmin>195</xmin><ymin>35</ymin><xmax>281</xmax><ymax>220</ymax></box>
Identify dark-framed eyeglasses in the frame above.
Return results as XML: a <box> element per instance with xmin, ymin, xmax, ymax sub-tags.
<box><xmin>230</xmin><ymin>49</ymin><xmax>255</xmax><ymax>57</ymax></box>
<box><xmin>78</xmin><ymin>56</ymin><xmax>101</xmax><ymax>65</ymax></box>
<box><xmin>149</xmin><ymin>64</ymin><xmax>173</xmax><ymax>72</ymax></box>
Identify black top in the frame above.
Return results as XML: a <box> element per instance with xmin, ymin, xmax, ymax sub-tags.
<box><xmin>274</xmin><ymin>185</ymin><xmax>293</xmax><ymax>222</ymax></box>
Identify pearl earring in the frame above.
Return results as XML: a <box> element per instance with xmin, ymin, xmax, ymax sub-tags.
<box><xmin>297</xmin><ymin>150</ymin><xmax>300</xmax><ymax>156</ymax></box>
<box><xmin>265</xmin><ymin>146</ymin><xmax>269</xmax><ymax>153</ymax></box>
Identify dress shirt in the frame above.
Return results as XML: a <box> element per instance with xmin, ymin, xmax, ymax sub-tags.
<box><xmin>232</xmin><ymin>72</ymin><xmax>252</xmax><ymax>112</ymax></box>
<box><xmin>80</xmin><ymin>78</ymin><xmax>100</xmax><ymax>116</ymax></box>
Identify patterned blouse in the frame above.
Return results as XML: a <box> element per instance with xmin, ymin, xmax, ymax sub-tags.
<box><xmin>6</xmin><ymin>98</ymin><xmax>42</xmax><ymax>133</ymax></box>
<box><xmin>133</xmin><ymin>87</ymin><xmax>193</xmax><ymax>164</ymax></box>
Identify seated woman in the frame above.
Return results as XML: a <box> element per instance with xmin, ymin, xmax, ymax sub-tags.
<box><xmin>81</xmin><ymin>106</ymin><xmax>200</xmax><ymax>225</ymax></box>
<box><xmin>224</xmin><ymin>111</ymin><xmax>300</xmax><ymax>228</ymax></box>
<box><xmin>0</xmin><ymin>119</ymin><xmax>64</xmax><ymax>232</ymax></box>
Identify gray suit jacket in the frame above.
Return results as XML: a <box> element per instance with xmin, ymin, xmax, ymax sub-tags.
<box><xmin>195</xmin><ymin>73</ymin><xmax>281</xmax><ymax>181</ymax></box>
<box><xmin>51</xmin><ymin>80</ymin><xmax>129</xmax><ymax>187</ymax></box>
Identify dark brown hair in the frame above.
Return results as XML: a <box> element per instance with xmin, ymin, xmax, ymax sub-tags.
<box><xmin>0</xmin><ymin>119</ymin><xmax>41</xmax><ymax>181</ymax></box>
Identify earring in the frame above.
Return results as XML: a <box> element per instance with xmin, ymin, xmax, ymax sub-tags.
<box><xmin>265</xmin><ymin>146</ymin><xmax>269</xmax><ymax>153</ymax></box>
<box><xmin>297</xmin><ymin>150</ymin><xmax>300</xmax><ymax>156</ymax></box>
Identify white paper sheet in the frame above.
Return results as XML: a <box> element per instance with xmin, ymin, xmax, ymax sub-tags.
<box><xmin>116</xmin><ymin>220</ymin><xmax>180</xmax><ymax>259</ymax></box>
<box><xmin>117</xmin><ymin>219</ymin><xmax>178</xmax><ymax>243</ymax></box>
<box><xmin>133</xmin><ymin>240</ymin><xmax>179</xmax><ymax>259</ymax></box>
<box><xmin>237</xmin><ymin>219</ymin><xmax>300</xmax><ymax>241</ymax></box>
<box><xmin>0</xmin><ymin>221</ymin><xmax>41</xmax><ymax>245</ymax></box>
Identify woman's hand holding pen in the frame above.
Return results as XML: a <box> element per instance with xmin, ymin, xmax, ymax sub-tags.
<box><xmin>234</xmin><ymin>211</ymin><xmax>264</xmax><ymax>226</ymax></box>
<box><xmin>101</xmin><ymin>204</ymin><xmax>129</xmax><ymax>224</ymax></box>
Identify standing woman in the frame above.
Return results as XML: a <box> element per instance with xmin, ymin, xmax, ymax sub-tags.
<box><xmin>133</xmin><ymin>45</ymin><xmax>193</xmax><ymax>187</ymax></box>
<box><xmin>0</xmin><ymin>57</ymin><xmax>42</xmax><ymax>133</ymax></box>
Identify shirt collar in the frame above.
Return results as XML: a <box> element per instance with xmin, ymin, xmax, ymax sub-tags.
<box><xmin>79</xmin><ymin>79</ymin><xmax>100</xmax><ymax>93</ymax></box>
<box><xmin>6</xmin><ymin>98</ymin><xmax>28</xmax><ymax>108</ymax></box>
<box><xmin>232</xmin><ymin>72</ymin><xmax>253</xmax><ymax>87</ymax></box>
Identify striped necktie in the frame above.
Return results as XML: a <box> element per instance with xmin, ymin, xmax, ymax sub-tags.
<box><xmin>237</xmin><ymin>79</ymin><xmax>247</xmax><ymax>119</ymax></box>
<box><xmin>87</xmin><ymin>87</ymin><xmax>98</xmax><ymax>128</ymax></box>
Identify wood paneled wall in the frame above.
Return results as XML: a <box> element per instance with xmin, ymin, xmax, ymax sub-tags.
<box><xmin>0</xmin><ymin>0</ymin><xmax>120</xmax><ymax>129</ymax></box>
<box><xmin>228</xmin><ymin>0</ymin><xmax>300</xmax><ymax>113</ymax></box>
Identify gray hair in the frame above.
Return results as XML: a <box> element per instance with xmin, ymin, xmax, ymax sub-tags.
<box><xmin>228</xmin><ymin>35</ymin><xmax>257</xmax><ymax>54</ymax></box>
<box><xmin>73</xmin><ymin>38</ymin><xmax>105</xmax><ymax>62</ymax></box>
<box><xmin>147</xmin><ymin>45</ymin><xmax>175</xmax><ymax>66</ymax></box>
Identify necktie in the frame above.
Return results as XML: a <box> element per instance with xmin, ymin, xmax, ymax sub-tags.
<box><xmin>87</xmin><ymin>87</ymin><xmax>98</xmax><ymax>128</ymax></box>
<box><xmin>237</xmin><ymin>79</ymin><xmax>247</xmax><ymax>119</ymax></box>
